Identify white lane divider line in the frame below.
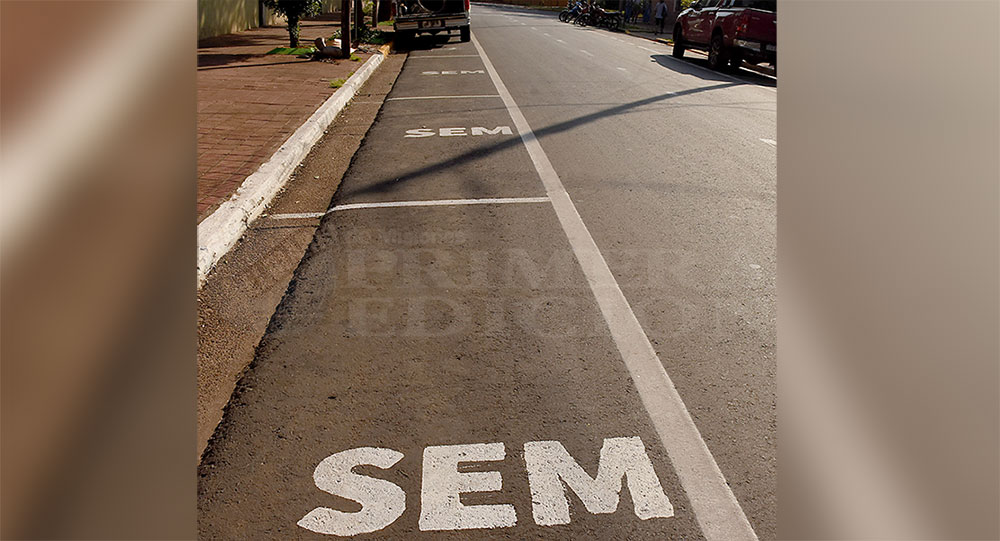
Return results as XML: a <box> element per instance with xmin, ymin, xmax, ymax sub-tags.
<box><xmin>470</xmin><ymin>33</ymin><xmax>759</xmax><ymax>541</ymax></box>
<box><xmin>543</xmin><ymin>32</ymin><xmax>551</xmax><ymax>36</ymax></box>
<box><xmin>268</xmin><ymin>197</ymin><xmax>551</xmax><ymax>219</ymax></box>
<box><xmin>580</xmin><ymin>49</ymin><xmax>594</xmax><ymax>56</ymax></box>
<box><xmin>638</xmin><ymin>45</ymin><xmax>656</xmax><ymax>53</ymax></box>
<box><xmin>555</xmin><ymin>38</ymin><xmax>566</xmax><ymax>44</ymax></box>
<box><xmin>387</xmin><ymin>95</ymin><xmax>501</xmax><ymax>101</ymax></box>
<box><xmin>617</xmin><ymin>67</ymin><xmax>628</xmax><ymax>72</ymax></box>
<box><xmin>759</xmin><ymin>138</ymin><xmax>776</xmax><ymax>147</ymax></box>
<box><xmin>530</xmin><ymin>26</ymin><xmax>538</xmax><ymax>31</ymax></box>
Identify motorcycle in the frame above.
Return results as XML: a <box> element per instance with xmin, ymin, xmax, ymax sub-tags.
<box><xmin>559</xmin><ymin>0</ymin><xmax>586</xmax><ymax>23</ymax></box>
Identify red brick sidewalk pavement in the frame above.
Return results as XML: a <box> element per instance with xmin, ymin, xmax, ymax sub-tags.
<box><xmin>197</xmin><ymin>19</ymin><xmax>371</xmax><ymax>221</ymax></box>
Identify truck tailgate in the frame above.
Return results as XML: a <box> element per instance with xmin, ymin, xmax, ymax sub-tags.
<box><xmin>741</xmin><ymin>9</ymin><xmax>776</xmax><ymax>44</ymax></box>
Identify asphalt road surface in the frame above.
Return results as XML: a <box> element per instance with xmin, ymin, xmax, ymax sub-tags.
<box><xmin>199</xmin><ymin>4</ymin><xmax>776</xmax><ymax>539</ymax></box>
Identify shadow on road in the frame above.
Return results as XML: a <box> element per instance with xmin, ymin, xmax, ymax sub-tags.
<box><xmin>340</xmin><ymin>81</ymin><xmax>739</xmax><ymax>199</ymax></box>
<box><xmin>651</xmin><ymin>54</ymin><xmax>776</xmax><ymax>87</ymax></box>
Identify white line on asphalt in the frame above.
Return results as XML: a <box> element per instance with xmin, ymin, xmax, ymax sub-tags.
<box><xmin>638</xmin><ymin>45</ymin><xmax>656</xmax><ymax>53</ymax></box>
<box><xmin>387</xmin><ymin>95</ymin><xmax>501</xmax><ymax>101</ymax></box>
<box><xmin>556</xmin><ymin>39</ymin><xmax>566</xmax><ymax>44</ymax></box>
<box><xmin>268</xmin><ymin>197</ymin><xmax>551</xmax><ymax>219</ymax></box>
<box><xmin>617</xmin><ymin>67</ymin><xmax>628</xmax><ymax>72</ymax></box>
<box><xmin>471</xmin><ymin>32</ymin><xmax>759</xmax><ymax>541</ymax></box>
<box><xmin>530</xmin><ymin>26</ymin><xmax>538</xmax><ymax>31</ymax></box>
<box><xmin>407</xmin><ymin>55</ymin><xmax>482</xmax><ymax>58</ymax></box>
<box><xmin>759</xmin><ymin>138</ymin><xmax>776</xmax><ymax>146</ymax></box>
<box><xmin>543</xmin><ymin>32</ymin><xmax>551</xmax><ymax>36</ymax></box>
<box><xmin>580</xmin><ymin>49</ymin><xmax>594</xmax><ymax>56</ymax></box>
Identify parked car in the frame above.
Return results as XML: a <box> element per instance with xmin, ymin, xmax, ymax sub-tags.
<box><xmin>672</xmin><ymin>0</ymin><xmax>776</xmax><ymax>71</ymax></box>
<box><xmin>395</xmin><ymin>0</ymin><xmax>471</xmax><ymax>43</ymax></box>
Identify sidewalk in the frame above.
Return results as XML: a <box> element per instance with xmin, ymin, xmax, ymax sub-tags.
<box><xmin>197</xmin><ymin>19</ymin><xmax>372</xmax><ymax>221</ymax></box>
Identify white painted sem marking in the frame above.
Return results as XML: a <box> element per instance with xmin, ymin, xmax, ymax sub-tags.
<box><xmin>580</xmin><ymin>49</ymin><xmax>594</xmax><ymax>56</ymax></box>
<box><xmin>543</xmin><ymin>32</ymin><xmax>551</xmax><ymax>36</ymax></box>
<box><xmin>420</xmin><ymin>69</ymin><xmax>486</xmax><ymax>75</ymax></box>
<box><xmin>471</xmin><ymin>33</ymin><xmax>758</xmax><ymax>541</ymax></box>
<box><xmin>524</xmin><ymin>437</ymin><xmax>673</xmax><ymax>526</ymax></box>
<box><xmin>556</xmin><ymin>39</ymin><xmax>566</xmax><ymax>44</ymax></box>
<box><xmin>388</xmin><ymin>95</ymin><xmax>500</xmax><ymax>101</ymax></box>
<box><xmin>617</xmin><ymin>67</ymin><xmax>628</xmax><ymax>72</ymax></box>
<box><xmin>419</xmin><ymin>443</ymin><xmax>517</xmax><ymax>531</ymax></box>
<box><xmin>760</xmin><ymin>138</ymin><xmax>776</xmax><ymax>147</ymax></box>
<box><xmin>407</xmin><ymin>55</ymin><xmax>481</xmax><ymax>58</ymax></box>
<box><xmin>268</xmin><ymin>197</ymin><xmax>550</xmax><ymax>220</ymax></box>
<box><xmin>298</xmin><ymin>447</ymin><xmax>406</xmax><ymax>536</ymax></box>
<box><xmin>404</xmin><ymin>126</ymin><xmax>513</xmax><ymax>137</ymax></box>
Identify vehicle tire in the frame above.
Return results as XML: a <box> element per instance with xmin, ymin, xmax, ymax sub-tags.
<box><xmin>708</xmin><ymin>31</ymin><xmax>728</xmax><ymax>70</ymax></box>
<box><xmin>559</xmin><ymin>10</ymin><xmax>570</xmax><ymax>22</ymax></box>
<box><xmin>671</xmin><ymin>24</ymin><xmax>685</xmax><ymax>58</ymax></box>
<box><xmin>395</xmin><ymin>30</ymin><xmax>413</xmax><ymax>48</ymax></box>
<box><xmin>728</xmin><ymin>50</ymin><xmax>743</xmax><ymax>72</ymax></box>
<box><xmin>460</xmin><ymin>25</ymin><xmax>471</xmax><ymax>42</ymax></box>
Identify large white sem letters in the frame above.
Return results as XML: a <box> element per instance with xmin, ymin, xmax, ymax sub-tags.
<box><xmin>298</xmin><ymin>437</ymin><xmax>674</xmax><ymax>536</ymax></box>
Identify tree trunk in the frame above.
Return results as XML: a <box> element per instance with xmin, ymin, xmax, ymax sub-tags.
<box><xmin>341</xmin><ymin>0</ymin><xmax>351</xmax><ymax>57</ymax></box>
<box><xmin>355</xmin><ymin>0</ymin><xmax>364</xmax><ymax>42</ymax></box>
<box><xmin>288</xmin><ymin>14</ymin><xmax>300</xmax><ymax>47</ymax></box>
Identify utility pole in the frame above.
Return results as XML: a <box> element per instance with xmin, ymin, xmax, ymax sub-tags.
<box><xmin>341</xmin><ymin>0</ymin><xmax>351</xmax><ymax>57</ymax></box>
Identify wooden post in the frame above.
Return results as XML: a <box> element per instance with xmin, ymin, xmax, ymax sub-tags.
<box><xmin>342</xmin><ymin>0</ymin><xmax>351</xmax><ymax>57</ymax></box>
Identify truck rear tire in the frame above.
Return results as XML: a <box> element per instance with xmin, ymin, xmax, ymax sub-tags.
<box><xmin>708</xmin><ymin>32</ymin><xmax>728</xmax><ymax>70</ymax></box>
<box><xmin>460</xmin><ymin>25</ymin><xmax>470</xmax><ymax>42</ymax></box>
<box><xmin>672</xmin><ymin>25</ymin><xmax>685</xmax><ymax>58</ymax></box>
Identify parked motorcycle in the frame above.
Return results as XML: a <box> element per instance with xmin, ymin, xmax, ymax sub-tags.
<box><xmin>559</xmin><ymin>0</ymin><xmax>586</xmax><ymax>23</ymax></box>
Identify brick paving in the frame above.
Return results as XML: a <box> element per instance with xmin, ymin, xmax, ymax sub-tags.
<box><xmin>197</xmin><ymin>18</ymin><xmax>371</xmax><ymax>221</ymax></box>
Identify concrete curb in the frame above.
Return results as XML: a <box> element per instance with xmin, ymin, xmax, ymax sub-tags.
<box><xmin>197</xmin><ymin>51</ymin><xmax>385</xmax><ymax>287</ymax></box>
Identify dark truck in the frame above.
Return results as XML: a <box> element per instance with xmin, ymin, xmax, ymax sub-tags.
<box><xmin>672</xmin><ymin>0</ymin><xmax>776</xmax><ymax>72</ymax></box>
<box><xmin>394</xmin><ymin>0</ymin><xmax>471</xmax><ymax>42</ymax></box>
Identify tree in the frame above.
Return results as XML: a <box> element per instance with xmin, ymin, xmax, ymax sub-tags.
<box><xmin>262</xmin><ymin>0</ymin><xmax>324</xmax><ymax>47</ymax></box>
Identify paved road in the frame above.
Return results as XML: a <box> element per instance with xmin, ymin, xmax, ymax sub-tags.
<box><xmin>199</xmin><ymin>4</ymin><xmax>775</xmax><ymax>539</ymax></box>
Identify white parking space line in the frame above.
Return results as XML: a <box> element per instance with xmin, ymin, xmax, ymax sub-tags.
<box><xmin>471</xmin><ymin>33</ymin><xmax>759</xmax><ymax>541</ymax></box>
<box><xmin>387</xmin><ymin>95</ymin><xmax>501</xmax><ymax>101</ymax></box>
<box><xmin>268</xmin><ymin>197</ymin><xmax>551</xmax><ymax>219</ymax></box>
<box><xmin>580</xmin><ymin>49</ymin><xmax>594</xmax><ymax>56</ymax></box>
<box><xmin>759</xmin><ymin>138</ymin><xmax>776</xmax><ymax>146</ymax></box>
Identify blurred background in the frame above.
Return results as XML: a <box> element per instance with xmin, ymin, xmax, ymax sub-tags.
<box><xmin>1</xmin><ymin>0</ymin><xmax>996</xmax><ymax>539</ymax></box>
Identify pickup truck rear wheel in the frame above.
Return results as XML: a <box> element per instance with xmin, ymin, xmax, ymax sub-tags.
<box><xmin>460</xmin><ymin>25</ymin><xmax>470</xmax><ymax>42</ymax></box>
<box><xmin>671</xmin><ymin>25</ymin><xmax>685</xmax><ymax>58</ymax></box>
<box><xmin>708</xmin><ymin>32</ymin><xmax>728</xmax><ymax>70</ymax></box>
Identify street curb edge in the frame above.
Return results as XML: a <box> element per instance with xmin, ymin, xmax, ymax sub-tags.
<box><xmin>196</xmin><ymin>51</ymin><xmax>386</xmax><ymax>288</ymax></box>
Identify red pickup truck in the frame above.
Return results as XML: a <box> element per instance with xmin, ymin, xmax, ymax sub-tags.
<box><xmin>672</xmin><ymin>0</ymin><xmax>776</xmax><ymax>72</ymax></box>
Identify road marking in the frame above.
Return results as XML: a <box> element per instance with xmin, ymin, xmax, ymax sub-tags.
<box><xmin>300</xmin><ymin>437</ymin><xmax>671</xmax><ymax>534</ymax></box>
<box><xmin>617</xmin><ymin>67</ymin><xmax>628</xmax><ymax>72</ymax></box>
<box><xmin>387</xmin><ymin>95</ymin><xmax>500</xmax><ymax>101</ymax></box>
<box><xmin>543</xmin><ymin>32</ymin><xmax>551</xmax><ymax>36</ymax></box>
<box><xmin>471</xmin><ymin>33</ymin><xmax>759</xmax><ymax>541</ymax></box>
<box><xmin>759</xmin><ymin>138</ymin><xmax>776</xmax><ymax>146</ymax></box>
<box><xmin>420</xmin><ymin>70</ymin><xmax>486</xmax><ymax>75</ymax></box>
<box><xmin>638</xmin><ymin>45</ymin><xmax>656</xmax><ymax>53</ymax></box>
<box><xmin>580</xmin><ymin>49</ymin><xmax>594</xmax><ymax>56</ymax></box>
<box><xmin>268</xmin><ymin>197</ymin><xmax>550</xmax><ymax>220</ymax></box>
<box><xmin>405</xmin><ymin>126</ymin><xmax>514</xmax><ymax>137</ymax></box>
<box><xmin>419</xmin><ymin>443</ymin><xmax>516</xmax><ymax>531</ymax></box>
<box><xmin>407</xmin><ymin>55</ymin><xmax>482</xmax><ymax>58</ymax></box>
<box><xmin>530</xmin><ymin>26</ymin><xmax>538</xmax><ymax>31</ymax></box>
<box><xmin>556</xmin><ymin>39</ymin><xmax>566</xmax><ymax>44</ymax></box>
